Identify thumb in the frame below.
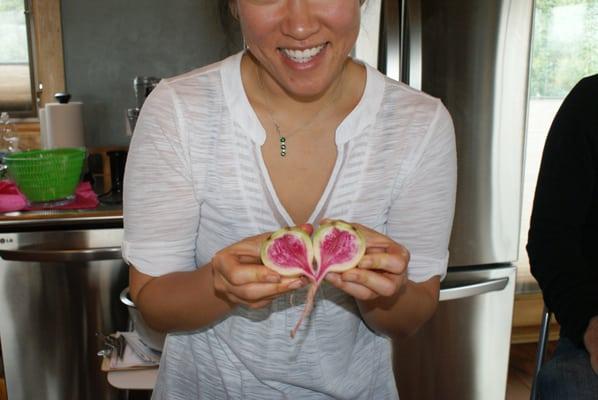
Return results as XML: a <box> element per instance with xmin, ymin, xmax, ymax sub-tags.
<box><xmin>298</xmin><ymin>223</ymin><xmax>314</xmax><ymax>236</ymax></box>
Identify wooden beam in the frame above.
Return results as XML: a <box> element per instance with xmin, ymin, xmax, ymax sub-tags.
<box><xmin>0</xmin><ymin>377</ymin><xmax>6</xmax><ymax>400</ymax></box>
<box><xmin>511</xmin><ymin>292</ymin><xmax>560</xmax><ymax>344</ymax></box>
<box><xmin>30</xmin><ymin>0</ymin><xmax>65</xmax><ymax>108</ymax></box>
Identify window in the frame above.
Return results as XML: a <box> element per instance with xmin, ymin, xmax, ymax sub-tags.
<box><xmin>0</xmin><ymin>0</ymin><xmax>35</xmax><ymax>116</ymax></box>
<box><xmin>516</xmin><ymin>0</ymin><xmax>598</xmax><ymax>290</ymax></box>
<box><xmin>0</xmin><ymin>0</ymin><xmax>64</xmax><ymax>120</ymax></box>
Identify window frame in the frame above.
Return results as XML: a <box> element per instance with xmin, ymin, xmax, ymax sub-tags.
<box><xmin>31</xmin><ymin>0</ymin><xmax>65</xmax><ymax>113</ymax></box>
<box><xmin>11</xmin><ymin>0</ymin><xmax>65</xmax><ymax>121</ymax></box>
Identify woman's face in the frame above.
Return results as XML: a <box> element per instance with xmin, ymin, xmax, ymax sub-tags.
<box><xmin>233</xmin><ymin>0</ymin><xmax>362</xmax><ymax>100</ymax></box>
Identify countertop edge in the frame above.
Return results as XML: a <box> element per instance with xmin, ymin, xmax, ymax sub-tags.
<box><xmin>0</xmin><ymin>208</ymin><xmax>123</xmax><ymax>231</ymax></box>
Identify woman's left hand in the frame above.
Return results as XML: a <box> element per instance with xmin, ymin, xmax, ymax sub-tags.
<box><xmin>323</xmin><ymin>220</ymin><xmax>410</xmax><ymax>301</ymax></box>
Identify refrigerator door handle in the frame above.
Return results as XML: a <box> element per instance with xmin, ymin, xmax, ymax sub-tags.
<box><xmin>382</xmin><ymin>0</ymin><xmax>402</xmax><ymax>81</ymax></box>
<box><xmin>0</xmin><ymin>246</ymin><xmax>122</xmax><ymax>262</ymax></box>
<box><xmin>439</xmin><ymin>277</ymin><xmax>509</xmax><ymax>301</ymax></box>
<box><xmin>403</xmin><ymin>0</ymin><xmax>422</xmax><ymax>89</ymax></box>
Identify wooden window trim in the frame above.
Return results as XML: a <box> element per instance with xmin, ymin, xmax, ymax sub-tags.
<box><xmin>511</xmin><ymin>292</ymin><xmax>560</xmax><ymax>344</ymax></box>
<box><xmin>11</xmin><ymin>0</ymin><xmax>63</xmax><ymax>150</ymax></box>
<box><xmin>31</xmin><ymin>0</ymin><xmax>65</xmax><ymax>110</ymax></box>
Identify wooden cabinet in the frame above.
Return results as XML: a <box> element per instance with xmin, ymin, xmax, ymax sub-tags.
<box><xmin>511</xmin><ymin>292</ymin><xmax>560</xmax><ymax>344</ymax></box>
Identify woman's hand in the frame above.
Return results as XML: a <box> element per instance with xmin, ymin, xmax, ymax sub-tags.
<box><xmin>211</xmin><ymin>231</ymin><xmax>307</xmax><ymax>309</ymax></box>
<box><xmin>324</xmin><ymin>220</ymin><xmax>410</xmax><ymax>301</ymax></box>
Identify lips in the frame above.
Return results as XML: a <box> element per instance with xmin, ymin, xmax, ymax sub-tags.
<box><xmin>279</xmin><ymin>44</ymin><xmax>327</xmax><ymax>64</ymax></box>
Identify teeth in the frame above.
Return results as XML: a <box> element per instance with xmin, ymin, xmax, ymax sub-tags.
<box><xmin>281</xmin><ymin>44</ymin><xmax>326</xmax><ymax>63</ymax></box>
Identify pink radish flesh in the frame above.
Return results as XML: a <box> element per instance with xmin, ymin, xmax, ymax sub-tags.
<box><xmin>315</xmin><ymin>228</ymin><xmax>363</xmax><ymax>281</ymax></box>
<box><xmin>261</xmin><ymin>221</ymin><xmax>365</xmax><ymax>338</ymax></box>
<box><xmin>265</xmin><ymin>234</ymin><xmax>313</xmax><ymax>277</ymax></box>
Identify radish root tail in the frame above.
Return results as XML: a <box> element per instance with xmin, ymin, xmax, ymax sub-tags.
<box><xmin>290</xmin><ymin>283</ymin><xmax>319</xmax><ymax>338</ymax></box>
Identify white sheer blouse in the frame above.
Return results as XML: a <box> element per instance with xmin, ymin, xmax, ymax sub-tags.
<box><xmin>122</xmin><ymin>51</ymin><xmax>456</xmax><ymax>399</ymax></box>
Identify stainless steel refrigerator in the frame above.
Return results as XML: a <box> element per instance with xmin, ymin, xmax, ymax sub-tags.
<box><xmin>355</xmin><ymin>0</ymin><xmax>533</xmax><ymax>399</ymax></box>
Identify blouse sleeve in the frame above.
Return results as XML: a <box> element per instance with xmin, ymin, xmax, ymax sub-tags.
<box><xmin>122</xmin><ymin>81</ymin><xmax>201</xmax><ymax>277</ymax></box>
<box><xmin>387</xmin><ymin>100</ymin><xmax>457</xmax><ymax>282</ymax></box>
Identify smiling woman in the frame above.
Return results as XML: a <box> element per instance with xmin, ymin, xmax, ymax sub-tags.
<box><xmin>124</xmin><ymin>0</ymin><xmax>456</xmax><ymax>398</ymax></box>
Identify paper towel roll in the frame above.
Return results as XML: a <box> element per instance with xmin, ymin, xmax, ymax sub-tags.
<box><xmin>39</xmin><ymin>108</ymin><xmax>50</xmax><ymax>148</ymax></box>
<box><xmin>42</xmin><ymin>102</ymin><xmax>85</xmax><ymax>149</ymax></box>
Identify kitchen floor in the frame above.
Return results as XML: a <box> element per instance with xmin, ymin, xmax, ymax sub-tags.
<box><xmin>506</xmin><ymin>340</ymin><xmax>557</xmax><ymax>400</ymax></box>
<box><xmin>0</xmin><ymin>376</ymin><xmax>5</xmax><ymax>400</ymax></box>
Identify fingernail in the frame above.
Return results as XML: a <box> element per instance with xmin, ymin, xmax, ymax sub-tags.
<box><xmin>266</xmin><ymin>275</ymin><xmax>280</xmax><ymax>283</ymax></box>
<box><xmin>288</xmin><ymin>280</ymin><xmax>303</xmax><ymax>289</ymax></box>
<box><xmin>360</xmin><ymin>259</ymin><xmax>373</xmax><ymax>268</ymax></box>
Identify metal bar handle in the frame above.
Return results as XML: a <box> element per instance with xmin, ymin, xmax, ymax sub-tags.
<box><xmin>0</xmin><ymin>247</ymin><xmax>122</xmax><ymax>262</ymax></box>
<box><xmin>120</xmin><ymin>287</ymin><xmax>136</xmax><ymax>308</ymax></box>
<box><xmin>530</xmin><ymin>306</ymin><xmax>552</xmax><ymax>400</ymax></box>
<box><xmin>404</xmin><ymin>0</ymin><xmax>422</xmax><ymax>89</ymax></box>
<box><xmin>383</xmin><ymin>0</ymin><xmax>402</xmax><ymax>81</ymax></box>
<box><xmin>439</xmin><ymin>277</ymin><xmax>509</xmax><ymax>301</ymax></box>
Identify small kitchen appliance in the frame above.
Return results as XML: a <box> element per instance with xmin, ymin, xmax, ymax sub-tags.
<box><xmin>98</xmin><ymin>150</ymin><xmax>127</xmax><ymax>205</ymax></box>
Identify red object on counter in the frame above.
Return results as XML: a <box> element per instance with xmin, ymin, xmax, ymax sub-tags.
<box><xmin>0</xmin><ymin>180</ymin><xmax>28</xmax><ymax>212</ymax></box>
<box><xmin>0</xmin><ymin>180</ymin><xmax>99</xmax><ymax>212</ymax></box>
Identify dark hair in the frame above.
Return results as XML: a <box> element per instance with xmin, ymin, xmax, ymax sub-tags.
<box><xmin>218</xmin><ymin>0</ymin><xmax>242</xmax><ymax>55</ymax></box>
<box><xmin>219</xmin><ymin>0</ymin><xmax>234</xmax><ymax>30</ymax></box>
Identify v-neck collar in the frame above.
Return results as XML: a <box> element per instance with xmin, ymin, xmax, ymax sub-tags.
<box><xmin>220</xmin><ymin>51</ymin><xmax>385</xmax><ymax>226</ymax></box>
<box><xmin>220</xmin><ymin>50</ymin><xmax>385</xmax><ymax>146</ymax></box>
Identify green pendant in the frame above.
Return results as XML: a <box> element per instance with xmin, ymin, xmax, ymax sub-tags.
<box><xmin>280</xmin><ymin>136</ymin><xmax>287</xmax><ymax>157</ymax></box>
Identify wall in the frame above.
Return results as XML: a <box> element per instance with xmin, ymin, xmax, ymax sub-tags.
<box><xmin>61</xmin><ymin>0</ymin><xmax>242</xmax><ymax>148</ymax></box>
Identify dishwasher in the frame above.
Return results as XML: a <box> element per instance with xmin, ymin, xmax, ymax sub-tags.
<box><xmin>0</xmin><ymin>214</ymin><xmax>129</xmax><ymax>400</ymax></box>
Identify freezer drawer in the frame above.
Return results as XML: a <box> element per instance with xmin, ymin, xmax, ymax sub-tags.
<box><xmin>0</xmin><ymin>229</ymin><xmax>129</xmax><ymax>400</ymax></box>
<box><xmin>394</xmin><ymin>265</ymin><xmax>516</xmax><ymax>400</ymax></box>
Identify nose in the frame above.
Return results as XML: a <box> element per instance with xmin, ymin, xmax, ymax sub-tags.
<box><xmin>281</xmin><ymin>0</ymin><xmax>320</xmax><ymax>40</ymax></box>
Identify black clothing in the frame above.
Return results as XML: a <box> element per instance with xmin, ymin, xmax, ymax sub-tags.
<box><xmin>527</xmin><ymin>74</ymin><xmax>598</xmax><ymax>347</ymax></box>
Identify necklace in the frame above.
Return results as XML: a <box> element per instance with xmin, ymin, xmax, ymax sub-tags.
<box><xmin>257</xmin><ymin>65</ymin><xmax>344</xmax><ymax>158</ymax></box>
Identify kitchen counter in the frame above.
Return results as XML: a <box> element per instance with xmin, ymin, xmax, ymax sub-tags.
<box><xmin>0</xmin><ymin>204</ymin><xmax>123</xmax><ymax>232</ymax></box>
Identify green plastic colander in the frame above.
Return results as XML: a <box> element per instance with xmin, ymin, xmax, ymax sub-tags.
<box><xmin>3</xmin><ymin>147</ymin><xmax>86</xmax><ymax>203</ymax></box>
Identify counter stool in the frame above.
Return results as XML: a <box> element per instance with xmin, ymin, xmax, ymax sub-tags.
<box><xmin>530</xmin><ymin>306</ymin><xmax>552</xmax><ymax>400</ymax></box>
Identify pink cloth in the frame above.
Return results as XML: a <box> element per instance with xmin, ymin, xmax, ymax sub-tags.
<box><xmin>0</xmin><ymin>180</ymin><xmax>28</xmax><ymax>212</ymax></box>
<box><xmin>0</xmin><ymin>180</ymin><xmax>99</xmax><ymax>212</ymax></box>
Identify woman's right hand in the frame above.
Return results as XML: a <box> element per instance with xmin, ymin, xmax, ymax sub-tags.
<box><xmin>211</xmin><ymin>231</ymin><xmax>307</xmax><ymax>309</ymax></box>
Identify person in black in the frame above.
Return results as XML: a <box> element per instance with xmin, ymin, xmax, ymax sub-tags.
<box><xmin>527</xmin><ymin>74</ymin><xmax>598</xmax><ymax>399</ymax></box>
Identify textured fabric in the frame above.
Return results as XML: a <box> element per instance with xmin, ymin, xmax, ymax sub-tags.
<box><xmin>537</xmin><ymin>337</ymin><xmax>598</xmax><ymax>400</ymax></box>
<box><xmin>527</xmin><ymin>74</ymin><xmax>598</xmax><ymax>347</ymax></box>
<box><xmin>123</xmin><ymin>51</ymin><xmax>457</xmax><ymax>399</ymax></box>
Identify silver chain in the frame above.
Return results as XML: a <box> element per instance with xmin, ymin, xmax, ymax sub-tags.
<box><xmin>256</xmin><ymin>63</ymin><xmax>345</xmax><ymax>157</ymax></box>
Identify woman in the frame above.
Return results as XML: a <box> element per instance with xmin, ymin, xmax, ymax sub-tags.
<box><xmin>123</xmin><ymin>0</ymin><xmax>457</xmax><ymax>398</ymax></box>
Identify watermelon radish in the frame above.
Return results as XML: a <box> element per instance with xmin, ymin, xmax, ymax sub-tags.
<box><xmin>261</xmin><ymin>221</ymin><xmax>366</xmax><ymax>337</ymax></box>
